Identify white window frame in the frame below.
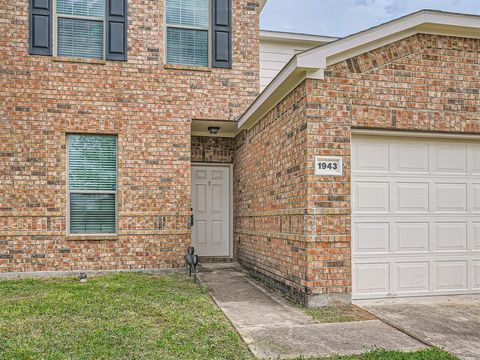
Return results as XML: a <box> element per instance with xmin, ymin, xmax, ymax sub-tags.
<box><xmin>164</xmin><ymin>0</ymin><xmax>212</xmax><ymax>67</ymax></box>
<box><xmin>66</xmin><ymin>134</ymin><xmax>118</xmax><ymax>235</ymax></box>
<box><xmin>52</xmin><ymin>0</ymin><xmax>107</xmax><ymax>60</ymax></box>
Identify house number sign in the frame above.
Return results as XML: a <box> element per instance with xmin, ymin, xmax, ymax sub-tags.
<box><xmin>314</xmin><ymin>156</ymin><xmax>343</xmax><ymax>176</ymax></box>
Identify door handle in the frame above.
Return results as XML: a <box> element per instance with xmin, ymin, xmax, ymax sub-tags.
<box><xmin>190</xmin><ymin>208</ymin><xmax>194</xmax><ymax>227</ymax></box>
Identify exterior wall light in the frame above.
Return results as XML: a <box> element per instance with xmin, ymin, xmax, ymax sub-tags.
<box><xmin>208</xmin><ymin>127</ymin><xmax>220</xmax><ymax>134</ymax></box>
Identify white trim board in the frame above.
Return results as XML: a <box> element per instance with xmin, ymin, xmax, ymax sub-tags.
<box><xmin>238</xmin><ymin>10</ymin><xmax>480</xmax><ymax>130</ymax></box>
<box><xmin>351</xmin><ymin>129</ymin><xmax>480</xmax><ymax>140</ymax></box>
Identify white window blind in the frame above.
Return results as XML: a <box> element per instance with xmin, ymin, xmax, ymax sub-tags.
<box><xmin>58</xmin><ymin>19</ymin><xmax>103</xmax><ymax>59</ymax></box>
<box><xmin>70</xmin><ymin>194</ymin><xmax>115</xmax><ymax>234</ymax></box>
<box><xmin>56</xmin><ymin>0</ymin><xmax>105</xmax><ymax>59</ymax></box>
<box><xmin>167</xmin><ymin>28</ymin><xmax>208</xmax><ymax>67</ymax></box>
<box><xmin>166</xmin><ymin>0</ymin><xmax>209</xmax><ymax>27</ymax></box>
<box><xmin>166</xmin><ymin>0</ymin><xmax>209</xmax><ymax>67</ymax></box>
<box><xmin>57</xmin><ymin>0</ymin><xmax>105</xmax><ymax>17</ymax></box>
<box><xmin>68</xmin><ymin>134</ymin><xmax>117</xmax><ymax>234</ymax></box>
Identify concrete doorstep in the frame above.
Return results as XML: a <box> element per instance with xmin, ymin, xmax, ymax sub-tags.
<box><xmin>198</xmin><ymin>263</ymin><xmax>426</xmax><ymax>359</ymax></box>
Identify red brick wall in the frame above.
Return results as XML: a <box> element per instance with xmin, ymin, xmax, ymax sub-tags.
<box><xmin>0</xmin><ymin>0</ymin><xmax>260</xmax><ymax>273</ymax></box>
<box><xmin>306</xmin><ymin>34</ymin><xmax>480</xmax><ymax>305</ymax></box>
<box><xmin>191</xmin><ymin>136</ymin><xmax>235</xmax><ymax>163</ymax></box>
<box><xmin>235</xmin><ymin>33</ymin><xmax>480</xmax><ymax>306</ymax></box>
<box><xmin>234</xmin><ymin>84</ymin><xmax>311</xmax><ymax>302</ymax></box>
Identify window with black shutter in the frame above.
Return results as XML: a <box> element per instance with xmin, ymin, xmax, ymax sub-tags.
<box><xmin>29</xmin><ymin>0</ymin><xmax>127</xmax><ymax>61</ymax></box>
<box><xmin>212</xmin><ymin>0</ymin><xmax>231</xmax><ymax>68</ymax></box>
<box><xmin>165</xmin><ymin>0</ymin><xmax>232</xmax><ymax>68</ymax></box>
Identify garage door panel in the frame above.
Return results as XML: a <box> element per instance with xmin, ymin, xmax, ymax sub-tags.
<box><xmin>354</xmin><ymin>222</ymin><xmax>390</xmax><ymax>253</ymax></box>
<box><xmin>473</xmin><ymin>223</ymin><xmax>480</xmax><ymax>250</ymax></box>
<box><xmin>434</xmin><ymin>261</ymin><xmax>468</xmax><ymax>291</ymax></box>
<box><xmin>434</xmin><ymin>183</ymin><xmax>467</xmax><ymax>212</ymax></box>
<box><xmin>396</xmin><ymin>262</ymin><xmax>429</xmax><ymax>293</ymax></box>
<box><xmin>353</xmin><ymin>141</ymin><xmax>389</xmax><ymax>173</ymax></box>
<box><xmin>353</xmin><ymin>135</ymin><xmax>479</xmax><ymax>300</ymax></box>
<box><xmin>433</xmin><ymin>144</ymin><xmax>468</xmax><ymax>175</ymax></box>
<box><xmin>395</xmin><ymin>143</ymin><xmax>429</xmax><ymax>173</ymax></box>
<box><xmin>473</xmin><ymin>184</ymin><xmax>480</xmax><ymax>212</ymax></box>
<box><xmin>395</xmin><ymin>222</ymin><xmax>429</xmax><ymax>252</ymax></box>
<box><xmin>354</xmin><ymin>263</ymin><xmax>390</xmax><ymax>296</ymax></box>
<box><xmin>473</xmin><ymin>261</ymin><xmax>480</xmax><ymax>289</ymax></box>
<box><xmin>434</xmin><ymin>222</ymin><xmax>467</xmax><ymax>251</ymax></box>
<box><xmin>354</xmin><ymin>182</ymin><xmax>390</xmax><ymax>212</ymax></box>
<box><xmin>395</xmin><ymin>182</ymin><xmax>429</xmax><ymax>212</ymax></box>
<box><xmin>470</xmin><ymin>146</ymin><xmax>480</xmax><ymax>175</ymax></box>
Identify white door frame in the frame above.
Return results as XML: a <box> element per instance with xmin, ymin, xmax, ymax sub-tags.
<box><xmin>191</xmin><ymin>162</ymin><xmax>233</xmax><ymax>258</ymax></box>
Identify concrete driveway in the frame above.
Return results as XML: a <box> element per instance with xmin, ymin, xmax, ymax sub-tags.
<box><xmin>356</xmin><ymin>295</ymin><xmax>480</xmax><ymax>360</ymax></box>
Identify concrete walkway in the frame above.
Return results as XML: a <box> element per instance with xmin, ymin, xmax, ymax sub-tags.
<box><xmin>198</xmin><ymin>263</ymin><xmax>426</xmax><ymax>359</ymax></box>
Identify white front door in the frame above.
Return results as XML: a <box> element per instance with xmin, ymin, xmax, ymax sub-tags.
<box><xmin>352</xmin><ymin>134</ymin><xmax>480</xmax><ymax>300</ymax></box>
<box><xmin>192</xmin><ymin>165</ymin><xmax>230</xmax><ymax>257</ymax></box>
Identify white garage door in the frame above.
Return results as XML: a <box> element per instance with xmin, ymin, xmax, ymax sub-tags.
<box><xmin>352</xmin><ymin>134</ymin><xmax>480</xmax><ymax>300</ymax></box>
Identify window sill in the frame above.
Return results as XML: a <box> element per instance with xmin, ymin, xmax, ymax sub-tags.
<box><xmin>164</xmin><ymin>63</ymin><xmax>212</xmax><ymax>72</ymax></box>
<box><xmin>52</xmin><ymin>57</ymin><xmax>107</xmax><ymax>65</ymax></box>
<box><xmin>66</xmin><ymin>234</ymin><xmax>118</xmax><ymax>241</ymax></box>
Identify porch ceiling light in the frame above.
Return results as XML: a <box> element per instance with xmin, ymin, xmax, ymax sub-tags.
<box><xmin>208</xmin><ymin>126</ymin><xmax>221</xmax><ymax>135</ymax></box>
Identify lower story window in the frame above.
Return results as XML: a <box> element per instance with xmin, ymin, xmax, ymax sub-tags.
<box><xmin>67</xmin><ymin>134</ymin><xmax>117</xmax><ymax>234</ymax></box>
<box><xmin>70</xmin><ymin>194</ymin><xmax>116</xmax><ymax>234</ymax></box>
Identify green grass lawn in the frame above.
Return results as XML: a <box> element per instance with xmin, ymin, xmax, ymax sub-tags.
<box><xmin>305</xmin><ymin>305</ymin><xmax>377</xmax><ymax>323</ymax></box>
<box><xmin>316</xmin><ymin>348</ymin><xmax>458</xmax><ymax>360</ymax></box>
<box><xmin>0</xmin><ymin>273</ymin><xmax>457</xmax><ymax>360</ymax></box>
<box><xmin>0</xmin><ymin>272</ymin><xmax>253</xmax><ymax>360</ymax></box>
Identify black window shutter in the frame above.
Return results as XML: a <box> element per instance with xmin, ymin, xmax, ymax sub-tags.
<box><xmin>29</xmin><ymin>0</ymin><xmax>52</xmax><ymax>56</ymax></box>
<box><xmin>106</xmin><ymin>0</ymin><xmax>128</xmax><ymax>61</ymax></box>
<box><xmin>212</xmin><ymin>0</ymin><xmax>232</xmax><ymax>69</ymax></box>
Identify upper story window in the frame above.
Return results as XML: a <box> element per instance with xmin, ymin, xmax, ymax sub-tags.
<box><xmin>28</xmin><ymin>0</ymin><xmax>230</xmax><ymax>66</ymax></box>
<box><xmin>29</xmin><ymin>0</ymin><xmax>127</xmax><ymax>61</ymax></box>
<box><xmin>67</xmin><ymin>134</ymin><xmax>117</xmax><ymax>234</ymax></box>
<box><xmin>165</xmin><ymin>0</ymin><xmax>232</xmax><ymax>68</ymax></box>
<box><xmin>166</xmin><ymin>0</ymin><xmax>210</xmax><ymax>67</ymax></box>
<box><xmin>56</xmin><ymin>0</ymin><xmax>105</xmax><ymax>59</ymax></box>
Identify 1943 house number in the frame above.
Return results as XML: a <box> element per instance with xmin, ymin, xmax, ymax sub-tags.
<box><xmin>314</xmin><ymin>156</ymin><xmax>343</xmax><ymax>176</ymax></box>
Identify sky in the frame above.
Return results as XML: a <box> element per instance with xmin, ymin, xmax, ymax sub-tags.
<box><xmin>260</xmin><ymin>0</ymin><xmax>480</xmax><ymax>37</ymax></box>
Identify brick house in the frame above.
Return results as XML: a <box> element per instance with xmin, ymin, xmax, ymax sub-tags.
<box><xmin>1</xmin><ymin>1</ymin><xmax>480</xmax><ymax>306</ymax></box>
<box><xmin>1</xmin><ymin>0</ymin><xmax>262</xmax><ymax>270</ymax></box>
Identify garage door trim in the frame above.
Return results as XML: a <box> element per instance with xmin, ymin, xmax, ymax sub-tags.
<box><xmin>352</xmin><ymin>129</ymin><xmax>480</xmax><ymax>141</ymax></box>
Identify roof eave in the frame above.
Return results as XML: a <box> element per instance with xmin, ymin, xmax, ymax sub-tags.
<box><xmin>297</xmin><ymin>9</ymin><xmax>480</xmax><ymax>69</ymax></box>
<box><xmin>238</xmin><ymin>10</ymin><xmax>480</xmax><ymax>130</ymax></box>
<box><xmin>259</xmin><ymin>30</ymin><xmax>339</xmax><ymax>44</ymax></box>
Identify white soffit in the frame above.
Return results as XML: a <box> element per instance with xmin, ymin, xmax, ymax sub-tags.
<box><xmin>192</xmin><ymin>119</ymin><xmax>238</xmax><ymax>138</ymax></box>
<box><xmin>238</xmin><ymin>10</ymin><xmax>480</xmax><ymax>130</ymax></box>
